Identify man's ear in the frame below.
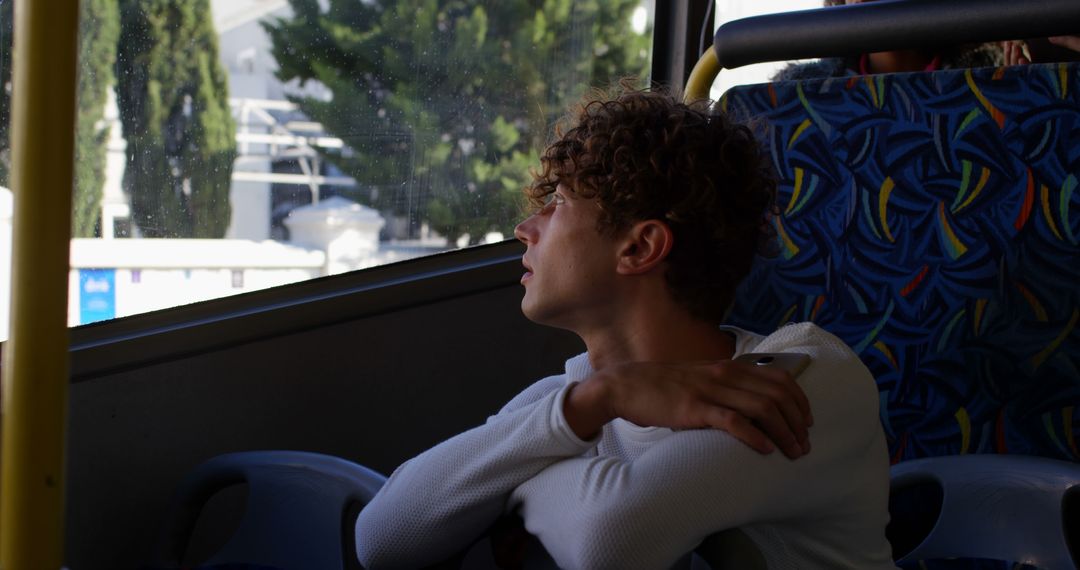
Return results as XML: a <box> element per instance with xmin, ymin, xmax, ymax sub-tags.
<box><xmin>616</xmin><ymin>220</ymin><xmax>673</xmax><ymax>275</ymax></box>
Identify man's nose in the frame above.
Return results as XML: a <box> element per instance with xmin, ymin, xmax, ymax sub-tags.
<box><xmin>514</xmin><ymin>216</ymin><xmax>536</xmax><ymax>244</ymax></box>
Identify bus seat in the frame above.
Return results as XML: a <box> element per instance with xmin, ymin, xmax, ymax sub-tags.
<box><xmin>153</xmin><ymin>450</ymin><xmax>386</xmax><ymax>570</ymax></box>
<box><xmin>886</xmin><ymin>454</ymin><xmax>1080</xmax><ymax>568</ymax></box>
<box><xmin>154</xmin><ymin>449</ymin><xmax>762</xmax><ymax>570</ymax></box>
<box><xmin>722</xmin><ymin>62</ymin><xmax>1080</xmax><ymax>464</ymax></box>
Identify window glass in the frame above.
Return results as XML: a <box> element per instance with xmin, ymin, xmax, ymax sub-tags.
<box><xmin>0</xmin><ymin>1</ymin><xmax>12</xmax><ymax>342</ymax></box>
<box><xmin>0</xmin><ymin>0</ymin><xmax>656</xmax><ymax>337</ymax></box>
<box><xmin>710</xmin><ymin>0</ymin><xmax>821</xmax><ymax>99</ymax></box>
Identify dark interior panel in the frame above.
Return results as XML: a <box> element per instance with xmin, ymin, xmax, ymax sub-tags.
<box><xmin>64</xmin><ymin>282</ymin><xmax>582</xmax><ymax>569</ymax></box>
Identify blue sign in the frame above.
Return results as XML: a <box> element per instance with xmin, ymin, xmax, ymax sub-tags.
<box><xmin>79</xmin><ymin>269</ymin><xmax>116</xmax><ymax>324</ymax></box>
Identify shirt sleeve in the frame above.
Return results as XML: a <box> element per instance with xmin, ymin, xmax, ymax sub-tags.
<box><xmin>508</xmin><ymin>328</ymin><xmax>889</xmax><ymax>569</ymax></box>
<box><xmin>355</xmin><ymin>376</ymin><xmax>598</xmax><ymax>569</ymax></box>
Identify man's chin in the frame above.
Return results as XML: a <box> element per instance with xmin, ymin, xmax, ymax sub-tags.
<box><xmin>520</xmin><ymin>298</ymin><xmax>552</xmax><ymax>326</ymax></box>
<box><xmin>520</xmin><ymin>301</ymin><xmax>574</xmax><ymax>332</ymax></box>
<box><xmin>520</xmin><ymin>299</ymin><xmax>542</xmax><ymax>324</ymax></box>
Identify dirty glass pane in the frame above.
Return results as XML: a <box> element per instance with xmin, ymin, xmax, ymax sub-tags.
<box><xmin>0</xmin><ymin>1</ymin><xmax>11</xmax><ymax>341</ymax></box>
<box><xmin>0</xmin><ymin>0</ymin><xmax>656</xmax><ymax>335</ymax></box>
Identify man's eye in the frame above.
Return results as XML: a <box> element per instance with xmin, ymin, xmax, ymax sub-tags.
<box><xmin>534</xmin><ymin>192</ymin><xmax>566</xmax><ymax>215</ymax></box>
<box><xmin>542</xmin><ymin>193</ymin><xmax>565</xmax><ymax>210</ymax></box>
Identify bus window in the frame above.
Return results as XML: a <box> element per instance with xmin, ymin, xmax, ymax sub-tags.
<box><xmin>0</xmin><ymin>0</ymin><xmax>657</xmax><ymax>339</ymax></box>
<box><xmin>710</xmin><ymin>0</ymin><xmax>821</xmax><ymax>98</ymax></box>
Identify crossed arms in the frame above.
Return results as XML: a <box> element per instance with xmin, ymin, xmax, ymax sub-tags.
<box><xmin>355</xmin><ymin>326</ymin><xmax>884</xmax><ymax>568</ymax></box>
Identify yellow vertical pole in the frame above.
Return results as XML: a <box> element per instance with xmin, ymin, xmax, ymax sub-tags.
<box><xmin>684</xmin><ymin>46</ymin><xmax>720</xmax><ymax>102</ymax></box>
<box><xmin>0</xmin><ymin>0</ymin><xmax>81</xmax><ymax>566</ymax></box>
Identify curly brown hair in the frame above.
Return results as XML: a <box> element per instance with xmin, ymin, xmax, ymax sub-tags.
<box><xmin>526</xmin><ymin>84</ymin><xmax>777</xmax><ymax>324</ymax></box>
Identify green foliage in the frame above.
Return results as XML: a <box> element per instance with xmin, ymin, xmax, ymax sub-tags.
<box><xmin>0</xmin><ymin>1</ymin><xmax>14</xmax><ymax>187</ymax></box>
<box><xmin>0</xmin><ymin>0</ymin><xmax>120</xmax><ymax>238</ymax></box>
<box><xmin>73</xmin><ymin>0</ymin><xmax>120</xmax><ymax>237</ymax></box>
<box><xmin>116</xmin><ymin>0</ymin><xmax>236</xmax><ymax>238</ymax></box>
<box><xmin>264</xmin><ymin>0</ymin><xmax>650</xmax><ymax>243</ymax></box>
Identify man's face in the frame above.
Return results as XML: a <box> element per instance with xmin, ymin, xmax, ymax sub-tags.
<box><xmin>514</xmin><ymin>184</ymin><xmax>621</xmax><ymax>331</ymax></box>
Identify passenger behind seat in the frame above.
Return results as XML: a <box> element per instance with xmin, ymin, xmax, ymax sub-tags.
<box><xmin>772</xmin><ymin>0</ymin><xmax>1003</xmax><ymax>81</ymax></box>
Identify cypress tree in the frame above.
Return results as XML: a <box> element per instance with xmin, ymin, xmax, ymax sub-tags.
<box><xmin>73</xmin><ymin>0</ymin><xmax>120</xmax><ymax>237</ymax></box>
<box><xmin>0</xmin><ymin>0</ymin><xmax>121</xmax><ymax>237</ymax></box>
<box><xmin>115</xmin><ymin>0</ymin><xmax>236</xmax><ymax>238</ymax></box>
<box><xmin>0</xmin><ymin>1</ymin><xmax>10</xmax><ymax>187</ymax></box>
<box><xmin>264</xmin><ymin>0</ymin><xmax>650</xmax><ymax>243</ymax></box>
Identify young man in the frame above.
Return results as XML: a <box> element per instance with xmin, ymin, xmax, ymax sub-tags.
<box><xmin>356</xmin><ymin>88</ymin><xmax>896</xmax><ymax>568</ymax></box>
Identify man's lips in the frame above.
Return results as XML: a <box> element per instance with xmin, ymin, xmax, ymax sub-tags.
<box><xmin>521</xmin><ymin>259</ymin><xmax>533</xmax><ymax>283</ymax></box>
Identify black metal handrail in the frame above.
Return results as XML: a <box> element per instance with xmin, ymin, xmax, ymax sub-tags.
<box><xmin>714</xmin><ymin>0</ymin><xmax>1080</xmax><ymax>70</ymax></box>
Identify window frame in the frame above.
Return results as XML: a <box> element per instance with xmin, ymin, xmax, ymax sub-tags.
<box><xmin>0</xmin><ymin>1</ymin><xmax>708</xmax><ymax>382</ymax></box>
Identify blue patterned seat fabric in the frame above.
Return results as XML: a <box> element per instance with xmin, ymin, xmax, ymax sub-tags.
<box><xmin>724</xmin><ymin>63</ymin><xmax>1079</xmax><ymax>464</ymax></box>
<box><xmin>722</xmin><ymin>63</ymin><xmax>1080</xmax><ymax>566</ymax></box>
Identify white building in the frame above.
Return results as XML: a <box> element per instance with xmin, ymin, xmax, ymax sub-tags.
<box><xmin>68</xmin><ymin>196</ymin><xmax>449</xmax><ymax>327</ymax></box>
<box><xmin>214</xmin><ymin>0</ymin><xmax>342</xmax><ymax>241</ymax></box>
<box><xmin>68</xmin><ymin>238</ymin><xmax>324</xmax><ymax>325</ymax></box>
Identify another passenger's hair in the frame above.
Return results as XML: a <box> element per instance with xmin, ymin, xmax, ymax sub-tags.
<box><xmin>526</xmin><ymin>83</ymin><xmax>777</xmax><ymax>324</ymax></box>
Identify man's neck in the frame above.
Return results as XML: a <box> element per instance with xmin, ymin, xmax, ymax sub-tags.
<box><xmin>580</xmin><ymin>307</ymin><xmax>735</xmax><ymax>371</ymax></box>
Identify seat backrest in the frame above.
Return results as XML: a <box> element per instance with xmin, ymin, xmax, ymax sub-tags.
<box><xmin>722</xmin><ymin>63</ymin><xmax>1080</xmax><ymax>463</ymax></box>
<box><xmin>887</xmin><ymin>454</ymin><xmax>1080</xmax><ymax>567</ymax></box>
<box><xmin>155</xmin><ymin>450</ymin><xmax>386</xmax><ymax>570</ymax></box>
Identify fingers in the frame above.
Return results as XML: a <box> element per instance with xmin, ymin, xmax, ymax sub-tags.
<box><xmin>1049</xmin><ymin>35</ymin><xmax>1080</xmax><ymax>53</ymax></box>
<box><xmin>755</xmin><ymin>378</ymin><xmax>812</xmax><ymax>453</ymax></box>
<box><xmin>723</xmin><ymin>359</ymin><xmax>812</xmax><ymax>428</ymax></box>
<box><xmin>735</xmin><ymin>369</ymin><xmax>808</xmax><ymax>446</ymax></box>
<box><xmin>1015</xmin><ymin>41</ymin><xmax>1029</xmax><ymax>65</ymax></box>
<box><xmin>705</xmin><ymin>360</ymin><xmax>813</xmax><ymax>458</ymax></box>
<box><xmin>1002</xmin><ymin>41</ymin><xmax>1029</xmax><ymax>66</ymax></box>
<box><xmin>779</xmin><ymin>367</ymin><xmax>813</xmax><ymax>427</ymax></box>
<box><xmin>700</xmin><ymin>406</ymin><xmax>774</xmax><ymax>455</ymax></box>
<box><xmin>706</xmin><ymin>384</ymin><xmax>806</xmax><ymax>459</ymax></box>
<box><xmin>602</xmin><ymin>358</ymin><xmax>813</xmax><ymax>459</ymax></box>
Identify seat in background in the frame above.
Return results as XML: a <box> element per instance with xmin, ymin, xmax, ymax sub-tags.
<box><xmin>721</xmin><ymin>63</ymin><xmax>1080</xmax><ymax>568</ymax></box>
<box><xmin>886</xmin><ymin>454</ymin><xmax>1080</xmax><ymax>568</ymax></box>
<box><xmin>154</xmin><ymin>450</ymin><xmax>385</xmax><ymax>570</ymax></box>
<box><xmin>724</xmin><ymin>63</ymin><xmax>1080</xmax><ymax>462</ymax></box>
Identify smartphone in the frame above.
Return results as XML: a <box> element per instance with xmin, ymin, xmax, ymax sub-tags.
<box><xmin>733</xmin><ymin>352</ymin><xmax>812</xmax><ymax>379</ymax></box>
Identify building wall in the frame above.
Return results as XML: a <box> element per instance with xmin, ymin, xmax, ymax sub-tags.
<box><xmin>67</xmin><ymin>267</ymin><xmax>323</xmax><ymax>326</ymax></box>
<box><xmin>67</xmin><ymin>238</ymin><xmax>325</xmax><ymax>326</ymax></box>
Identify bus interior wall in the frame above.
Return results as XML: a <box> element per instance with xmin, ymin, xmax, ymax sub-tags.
<box><xmin>63</xmin><ymin>283</ymin><xmax>582</xmax><ymax>569</ymax></box>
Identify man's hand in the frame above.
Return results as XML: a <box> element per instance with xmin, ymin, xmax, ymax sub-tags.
<box><xmin>1049</xmin><ymin>35</ymin><xmax>1080</xmax><ymax>54</ymax></box>
<box><xmin>564</xmin><ymin>359</ymin><xmax>813</xmax><ymax>459</ymax></box>
<box><xmin>1003</xmin><ymin>36</ymin><xmax>1080</xmax><ymax>66</ymax></box>
<box><xmin>1002</xmin><ymin>40</ymin><xmax>1031</xmax><ymax>66</ymax></box>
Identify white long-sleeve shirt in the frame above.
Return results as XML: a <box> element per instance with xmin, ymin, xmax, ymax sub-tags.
<box><xmin>356</xmin><ymin>322</ymin><xmax>897</xmax><ymax>569</ymax></box>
